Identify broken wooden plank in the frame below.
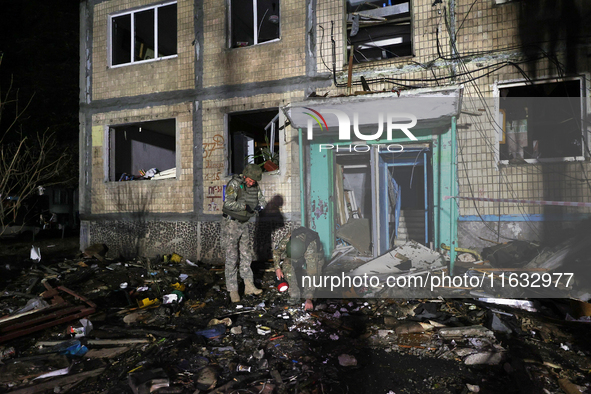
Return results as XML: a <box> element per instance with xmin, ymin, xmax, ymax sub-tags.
<box><xmin>0</xmin><ymin>355</ymin><xmax>70</xmax><ymax>383</ymax></box>
<box><xmin>36</xmin><ymin>338</ymin><xmax>150</xmax><ymax>347</ymax></box>
<box><xmin>0</xmin><ymin>285</ymin><xmax>96</xmax><ymax>343</ymax></box>
<box><xmin>7</xmin><ymin>368</ymin><xmax>105</xmax><ymax>394</ymax></box>
<box><xmin>85</xmin><ymin>347</ymin><xmax>130</xmax><ymax>359</ymax></box>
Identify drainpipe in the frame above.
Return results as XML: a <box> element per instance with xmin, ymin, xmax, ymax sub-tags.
<box><xmin>298</xmin><ymin>128</ymin><xmax>306</xmax><ymax>227</ymax></box>
<box><xmin>450</xmin><ymin>116</ymin><xmax>457</xmax><ymax>275</ymax></box>
<box><xmin>449</xmin><ymin>0</ymin><xmax>457</xmax><ymax>78</ymax></box>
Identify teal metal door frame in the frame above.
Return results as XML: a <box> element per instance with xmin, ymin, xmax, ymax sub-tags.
<box><xmin>306</xmin><ymin>122</ymin><xmax>457</xmax><ymax>260</ymax></box>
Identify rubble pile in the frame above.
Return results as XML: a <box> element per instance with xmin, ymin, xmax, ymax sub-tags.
<box><xmin>0</xmin><ymin>245</ymin><xmax>590</xmax><ymax>393</ymax></box>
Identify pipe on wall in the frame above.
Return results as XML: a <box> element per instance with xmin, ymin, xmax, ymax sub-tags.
<box><xmin>450</xmin><ymin>115</ymin><xmax>457</xmax><ymax>275</ymax></box>
<box><xmin>298</xmin><ymin>127</ymin><xmax>306</xmax><ymax>227</ymax></box>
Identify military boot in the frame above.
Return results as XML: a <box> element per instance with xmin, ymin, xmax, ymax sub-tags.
<box><xmin>230</xmin><ymin>291</ymin><xmax>240</xmax><ymax>303</ymax></box>
<box><xmin>244</xmin><ymin>279</ymin><xmax>263</xmax><ymax>295</ymax></box>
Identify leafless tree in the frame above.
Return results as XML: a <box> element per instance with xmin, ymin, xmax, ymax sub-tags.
<box><xmin>0</xmin><ymin>56</ymin><xmax>70</xmax><ymax>237</ymax></box>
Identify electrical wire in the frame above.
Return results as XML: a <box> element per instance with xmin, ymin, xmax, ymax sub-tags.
<box><xmin>441</xmin><ymin>6</ymin><xmax>591</xmax><ymax>240</ymax></box>
<box><xmin>318</xmin><ymin>25</ymin><xmax>333</xmax><ymax>74</ymax></box>
<box><xmin>315</xmin><ymin>5</ymin><xmax>591</xmax><ymax>240</ymax></box>
<box><xmin>441</xmin><ymin>5</ymin><xmax>542</xmax><ymax>240</ymax></box>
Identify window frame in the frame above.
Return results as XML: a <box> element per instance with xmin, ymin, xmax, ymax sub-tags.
<box><xmin>494</xmin><ymin>76</ymin><xmax>588</xmax><ymax>165</ymax></box>
<box><xmin>227</xmin><ymin>0</ymin><xmax>281</xmax><ymax>49</ymax></box>
<box><xmin>104</xmin><ymin>119</ymin><xmax>179</xmax><ymax>183</ymax></box>
<box><xmin>225</xmin><ymin>108</ymin><xmax>285</xmax><ymax>177</ymax></box>
<box><xmin>344</xmin><ymin>0</ymin><xmax>414</xmax><ymax>65</ymax></box>
<box><xmin>108</xmin><ymin>1</ymin><xmax>178</xmax><ymax>68</ymax></box>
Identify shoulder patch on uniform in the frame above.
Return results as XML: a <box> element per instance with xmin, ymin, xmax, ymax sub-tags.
<box><xmin>226</xmin><ymin>186</ymin><xmax>235</xmax><ymax>195</ymax></box>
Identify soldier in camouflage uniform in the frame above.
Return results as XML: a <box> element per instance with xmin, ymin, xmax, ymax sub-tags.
<box><xmin>222</xmin><ymin>164</ymin><xmax>266</xmax><ymax>303</ymax></box>
<box><xmin>273</xmin><ymin>227</ymin><xmax>324</xmax><ymax>311</ymax></box>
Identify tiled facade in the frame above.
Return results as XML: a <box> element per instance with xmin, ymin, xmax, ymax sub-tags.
<box><xmin>81</xmin><ymin>0</ymin><xmax>591</xmax><ymax>260</ymax></box>
<box><xmin>91</xmin><ymin>0</ymin><xmax>195</xmax><ymax>100</ymax></box>
<box><xmin>202</xmin><ymin>0</ymin><xmax>307</xmax><ymax>87</ymax></box>
<box><xmin>313</xmin><ymin>0</ymin><xmax>591</xmax><ymax>247</ymax></box>
<box><xmin>200</xmin><ymin>92</ymin><xmax>304</xmax><ymax>215</ymax></box>
<box><xmin>90</xmin><ymin>103</ymin><xmax>194</xmax><ymax>214</ymax></box>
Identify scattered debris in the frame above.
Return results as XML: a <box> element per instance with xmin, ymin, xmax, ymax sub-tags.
<box><xmin>1</xmin><ymin>238</ymin><xmax>590</xmax><ymax>393</ymax></box>
<box><xmin>338</xmin><ymin>353</ymin><xmax>357</xmax><ymax>367</ymax></box>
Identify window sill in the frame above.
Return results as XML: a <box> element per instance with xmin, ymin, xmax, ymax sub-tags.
<box><xmin>228</xmin><ymin>38</ymin><xmax>281</xmax><ymax>51</ymax></box>
<box><xmin>499</xmin><ymin>156</ymin><xmax>585</xmax><ymax>166</ymax></box>
<box><xmin>341</xmin><ymin>53</ymin><xmax>415</xmax><ymax>69</ymax></box>
<box><xmin>262</xmin><ymin>169</ymin><xmax>280</xmax><ymax>177</ymax></box>
<box><xmin>109</xmin><ymin>54</ymin><xmax>178</xmax><ymax>69</ymax></box>
<box><xmin>106</xmin><ymin>178</ymin><xmax>177</xmax><ymax>184</ymax></box>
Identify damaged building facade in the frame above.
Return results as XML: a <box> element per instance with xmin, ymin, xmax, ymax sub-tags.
<box><xmin>79</xmin><ymin>0</ymin><xmax>591</xmax><ymax>262</ymax></box>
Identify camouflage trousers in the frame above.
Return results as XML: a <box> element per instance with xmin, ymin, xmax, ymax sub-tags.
<box><xmin>281</xmin><ymin>258</ymin><xmax>302</xmax><ymax>299</ymax></box>
<box><xmin>281</xmin><ymin>256</ymin><xmax>322</xmax><ymax>300</ymax></box>
<box><xmin>222</xmin><ymin>216</ymin><xmax>254</xmax><ymax>292</ymax></box>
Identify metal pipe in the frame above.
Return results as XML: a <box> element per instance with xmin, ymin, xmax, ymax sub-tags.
<box><xmin>450</xmin><ymin>116</ymin><xmax>457</xmax><ymax>275</ymax></box>
<box><xmin>298</xmin><ymin>128</ymin><xmax>306</xmax><ymax>227</ymax></box>
<box><xmin>424</xmin><ymin>152</ymin><xmax>428</xmax><ymax>245</ymax></box>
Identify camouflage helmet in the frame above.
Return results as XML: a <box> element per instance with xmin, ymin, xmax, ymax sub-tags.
<box><xmin>243</xmin><ymin>164</ymin><xmax>263</xmax><ymax>181</ymax></box>
<box><xmin>286</xmin><ymin>237</ymin><xmax>305</xmax><ymax>260</ymax></box>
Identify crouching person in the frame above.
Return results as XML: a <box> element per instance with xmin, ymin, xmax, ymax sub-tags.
<box><xmin>273</xmin><ymin>227</ymin><xmax>324</xmax><ymax>311</ymax></box>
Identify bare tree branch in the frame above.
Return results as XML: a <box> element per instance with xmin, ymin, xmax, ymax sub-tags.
<box><xmin>0</xmin><ymin>65</ymin><xmax>71</xmax><ymax>237</ymax></box>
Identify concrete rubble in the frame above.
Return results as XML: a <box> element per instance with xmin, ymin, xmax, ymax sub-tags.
<box><xmin>0</xmin><ymin>244</ymin><xmax>590</xmax><ymax>394</ymax></box>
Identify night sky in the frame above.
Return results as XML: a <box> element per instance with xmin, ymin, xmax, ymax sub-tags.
<box><xmin>0</xmin><ymin>0</ymin><xmax>80</xmax><ymax>184</ymax></box>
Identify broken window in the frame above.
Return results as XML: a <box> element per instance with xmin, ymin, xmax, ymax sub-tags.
<box><xmin>108</xmin><ymin>119</ymin><xmax>177</xmax><ymax>182</ymax></box>
<box><xmin>110</xmin><ymin>2</ymin><xmax>177</xmax><ymax>67</ymax></box>
<box><xmin>499</xmin><ymin>79</ymin><xmax>584</xmax><ymax>161</ymax></box>
<box><xmin>228</xmin><ymin>109</ymin><xmax>280</xmax><ymax>175</ymax></box>
<box><xmin>346</xmin><ymin>0</ymin><xmax>412</xmax><ymax>63</ymax></box>
<box><xmin>229</xmin><ymin>0</ymin><xmax>280</xmax><ymax>48</ymax></box>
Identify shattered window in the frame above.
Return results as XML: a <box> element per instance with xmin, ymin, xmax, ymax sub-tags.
<box><xmin>108</xmin><ymin>119</ymin><xmax>177</xmax><ymax>182</ymax></box>
<box><xmin>228</xmin><ymin>109</ymin><xmax>280</xmax><ymax>175</ymax></box>
<box><xmin>346</xmin><ymin>0</ymin><xmax>412</xmax><ymax>63</ymax></box>
<box><xmin>110</xmin><ymin>2</ymin><xmax>177</xmax><ymax>67</ymax></box>
<box><xmin>499</xmin><ymin>80</ymin><xmax>583</xmax><ymax>161</ymax></box>
<box><xmin>229</xmin><ymin>0</ymin><xmax>280</xmax><ymax>48</ymax></box>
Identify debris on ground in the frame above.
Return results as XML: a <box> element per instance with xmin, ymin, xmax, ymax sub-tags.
<box><xmin>1</xmin><ymin>240</ymin><xmax>591</xmax><ymax>394</ymax></box>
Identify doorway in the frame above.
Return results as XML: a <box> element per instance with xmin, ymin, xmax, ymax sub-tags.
<box><xmin>333</xmin><ymin>144</ymin><xmax>432</xmax><ymax>257</ymax></box>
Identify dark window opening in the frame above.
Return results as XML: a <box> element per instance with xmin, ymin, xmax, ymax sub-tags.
<box><xmin>499</xmin><ymin>80</ymin><xmax>583</xmax><ymax>160</ymax></box>
<box><xmin>134</xmin><ymin>9</ymin><xmax>155</xmax><ymax>62</ymax></box>
<box><xmin>158</xmin><ymin>5</ymin><xmax>177</xmax><ymax>56</ymax></box>
<box><xmin>230</xmin><ymin>0</ymin><xmax>280</xmax><ymax>48</ymax></box>
<box><xmin>111</xmin><ymin>3</ymin><xmax>177</xmax><ymax>66</ymax></box>
<box><xmin>346</xmin><ymin>0</ymin><xmax>412</xmax><ymax>64</ymax></box>
<box><xmin>109</xmin><ymin>119</ymin><xmax>176</xmax><ymax>182</ymax></box>
<box><xmin>112</xmin><ymin>14</ymin><xmax>131</xmax><ymax>65</ymax></box>
<box><xmin>228</xmin><ymin>109</ymin><xmax>280</xmax><ymax>175</ymax></box>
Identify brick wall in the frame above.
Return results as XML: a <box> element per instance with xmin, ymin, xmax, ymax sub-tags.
<box><xmin>202</xmin><ymin>0</ymin><xmax>307</xmax><ymax>87</ymax></box>
<box><xmin>201</xmin><ymin>91</ymin><xmax>306</xmax><ymax>216</ymax></box>
<box><xmin>315</xmin><ymin>0</ymin><xmax>591</xmax><ymax>223</ymax></box>
<box><xmin>92</xmin><ymin>0</ymin><xmax>195</xmax><ymax>100</ymax></box>
<box><xmin>90</xmin><ymin>103</ymin><xmax>194</xmax><ymax>214</ymax></box>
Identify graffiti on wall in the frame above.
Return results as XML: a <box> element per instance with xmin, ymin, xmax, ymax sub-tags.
<box><xmin>206</xmin><ymin>160</ymin><xmax>224</xmax><ymax>169</ymax></box>
<box><xmin>207</xmin><ymin>185</ymin><xmax>223</xmax><ymax>212</ymax></box>
<box><xmin>203</xmin><ymin>134</ymin><xmax>224</xmax><ymax>158</ymax></box>
<box><xmin>204</xmin><ymin>171</ymin><xmax>221</xmax><ymax>181</ymax></box>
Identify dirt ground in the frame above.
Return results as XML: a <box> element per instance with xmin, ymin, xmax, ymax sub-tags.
<box><xmin>1</xmin><ymin>235</ymin><xmax>591</xmax><ymax>394</ymax></box>
<box><xmin>0</xmin><ymin>230</ymin><xmax>80</xmax><ymax>263</ymax></box>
